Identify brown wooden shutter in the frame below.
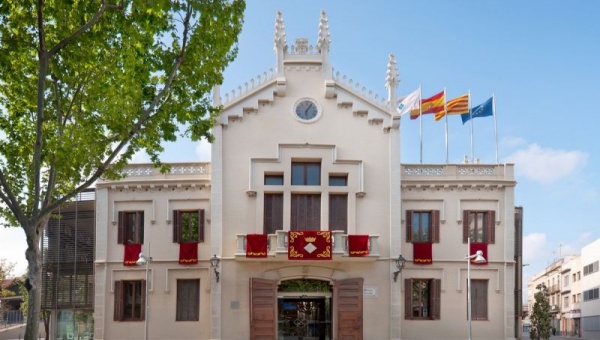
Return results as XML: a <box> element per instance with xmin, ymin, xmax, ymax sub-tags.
<box><xmin>264</xmin><ymin>194</ymin><xmax>283</xmax><ymax>234</ymax></box>
<box><xmin>117</xmin><ymin>211</ymin><xmax>125</xmax><ymax>244</ymax></box>
<box><xmin>431</xmin><ymin>279</ymin><xmax>441</xmax><ymax>320</ymax></box>
<box><xmin>487</xmin><ymin>211</ymin><xmax>495</xmax><ymax>244</ymax></box>
<box><xmin>173</xmin><ymin>210</ymin><xmax>180</xmax><ymax>243</ymax></box>
<box><xmin>198</xmin><ymin>209</ymin><xmax>205</xmax><ymax>243</ymax></box>
<box><xmin>138</xmin><ymin>211</ymin><xmax>145</xmax><ymax>244</ymax></box>
<box><xmin>334</xmin><ymin>278</ymin><xmax>363</xmax><ymax>340</ymax></box>
<box><xmin>406</xmin><ymin>210</ymin><xmax>413</xmax><ymax>243</ymax></box>
<box><xmin>249</xmin><ymin>278</ymin><xmax>277</xmax><ymax>339</ymax></box>
<box><xmin>114</xmin><ymin>280</ymin><xmax>124</xmax><ymax>321</ymax></box>
<box><xmin>140</xmin><ymin>280</ymin><xmax>146</xmax><ymax>320</ymax></box>
<box><xmin>463</xmin><ymin>210</ymin><xmax>470</xmax><ymax>243</ymax></box>
<box><xmin>404</xmin><ymin>278</ymin><xmax>413</xmax><ymax>320</ymax></box>
<box><xmin>432</xmin><ymin>210</ymin><xmax>440</xmax><ymax>243</ymax></box>
<box><xmin>329</xmin><ymin>194</ymin><xmax>348</xmax><ymax>233</ymax></box>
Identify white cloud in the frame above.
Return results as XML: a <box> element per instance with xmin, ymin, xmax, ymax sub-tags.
<box><xmin>195</xmin><ymin>139</ymin><xmax>212</xmax><ymax>162</ymax></box>
<box><xmin>523</xmin><ymin>232</ymin><xmax>549</xmax><ymax>264</ymax></box>
<box><xmin>501</xmin><ymin>136</ymin><xmax>527</xmax><ymax>150</ymax></box>
<box><xmin>130</xmin><ymin>150</ymin><xmax>151</xmax><ymax>163</ymax></box>
<box><xmin>504</xmin><ymin>143</ymin><xmax>587</xmax><ymax>183</ymax></box>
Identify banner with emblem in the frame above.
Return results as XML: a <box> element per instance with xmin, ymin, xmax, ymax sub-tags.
<box><xmin>288</xmin><ymin>231</ymin><xmax>332</xmax><ymax>260</ymax></box>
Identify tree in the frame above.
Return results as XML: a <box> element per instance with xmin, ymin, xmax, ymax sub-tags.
<box><xmin>530</xmin><ymin>283</ymin><xmax>551</xmax><ymax>340</ymax></box>
<box><xmin>0</xmin><ymin>1</ymin><xmax>245</xmax><ymax>338</ymax></box>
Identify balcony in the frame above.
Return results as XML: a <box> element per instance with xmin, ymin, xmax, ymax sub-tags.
<box><xmin>549</xmin><ymin>284</ymin><xmax>560</xmax><ymax>293</ymax></box>
<box><xmin>235</xmin><ymin>230</ymin><xmax>380</xmax><ymax>261</ymax></box>
<box><xmin>550</xmin><ymin>305</ymin><xmax>560</xmax><ymax>313</ymax></box>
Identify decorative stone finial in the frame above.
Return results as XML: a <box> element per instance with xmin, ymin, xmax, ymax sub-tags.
<box><xmin>273</xmin><ymin>11</ymin><xmax>286</xmax><ymax>49</ymax></box>
<box><xmin>317</xmin><ymin>10</ymin><xmax>331</xmax><ymax>52</ymax></box>
<box><xmin>385</xmin><ymin>53</ymin><xmax>399</xmax><ymax>89</ymax></box>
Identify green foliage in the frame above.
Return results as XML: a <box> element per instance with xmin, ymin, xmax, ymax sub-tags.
<box><xmin>278</xmin><ymin>279</ymin><xmax>332</xmax><ymax>293</ymax></box>
<box><xmin>0</xmin><ymin>1</ymin><xmax>245</xmax><ymax>337</ymax></box>
<box><xmin>0</xmin><ymin>259</ymin><xmax>15</xmax><ymax>298</ymax></box>
<box><xmin>530</xmin><ymin>283</ymin><xmax>551</xmax><ymax>340</ymax></box>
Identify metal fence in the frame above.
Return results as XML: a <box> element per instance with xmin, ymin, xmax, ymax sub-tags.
<box><xmin>1</xmin><ymin>310</ymin><xmax>25</xmax><ymax>328</ymax></box>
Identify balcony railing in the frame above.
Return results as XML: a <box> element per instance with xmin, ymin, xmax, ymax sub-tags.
<box><xmin>235</xmin><ymin>230</ymin><xmax>380</xmax><ymax>259</ymax></box>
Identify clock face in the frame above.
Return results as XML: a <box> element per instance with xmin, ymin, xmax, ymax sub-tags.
<box><xmin>294</xmin><ymin>98</ymin><xmax>320</xmax><ymax>122</ymax></box>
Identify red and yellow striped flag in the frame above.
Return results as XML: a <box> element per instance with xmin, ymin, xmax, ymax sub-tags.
<box><xmin>411</xmin><ymin>91</ymin><xmax>445</xmax><ymax>120</ymax></box>
<box><xmin>435</xmin><ymin>93</ymin><xmax>469</xmax><ymax>121</ymax></box>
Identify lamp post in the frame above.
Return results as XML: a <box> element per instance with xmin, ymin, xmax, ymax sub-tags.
<box><xmin>393</xmin><ymin>254</ymin><xmax>407</xmax><ymax>282</ymax></box>
<box><xmin>466</xmin><ymin>237</ymin><xmax>486</xmax><ymax>340</ymax></box>
<box><xmin>136</xmin><ymin>252</ymin><xmax>151</xmax><ymax>340</ymax></box>
<box><xmin>210</xmin><ymin>254</ymin><xmax>220</xmax><ymax>283</ymax></box>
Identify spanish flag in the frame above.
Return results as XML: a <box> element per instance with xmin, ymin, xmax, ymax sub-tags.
<box><xmin>410</xmin><ymin>90</ymin><xmax>445</xmax><ymax>120</ymax></box>
<box><xmin>435</xmin><ymin>93</ymin><xmax>469</xmax><ymax>121</ymax></box>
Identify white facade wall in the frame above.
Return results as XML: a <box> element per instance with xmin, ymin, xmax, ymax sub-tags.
<box><xmin>582</xmin><ymin>238</ymin><xmax>600</xmax><ymax>339</ymax></box>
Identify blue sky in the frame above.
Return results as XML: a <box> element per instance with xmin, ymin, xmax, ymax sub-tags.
<box><xmin>2</xmin><ymin>1</ymin><xmax>599</xmax><ymax>302</ymax></box>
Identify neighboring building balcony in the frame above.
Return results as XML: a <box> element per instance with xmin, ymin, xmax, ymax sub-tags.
<box><xmin>234</xmin><ymin>230</ymin><xmax>379</xmax><ymax>261</ymax></box>
<box><xmin>550</xmin><ymin>304</ymin><xmax>560</xmax><ymax>313</ymax></box>
<box><xmin>549</xmin><ymin>284</ymin><xmax>560</xmax><ymax>293</ymax></box>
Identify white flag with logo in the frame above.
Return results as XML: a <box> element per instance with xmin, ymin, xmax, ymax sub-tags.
<box><xmin>397</xmin><ymin>88</ymin><xmax>421</xmax><ymax>116</ymax></box>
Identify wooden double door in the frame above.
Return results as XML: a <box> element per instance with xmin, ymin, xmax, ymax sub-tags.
<box><xmin>250</xmin><ymin>278</ymin><xmax>363</xmax><ymax>340</ymax></box>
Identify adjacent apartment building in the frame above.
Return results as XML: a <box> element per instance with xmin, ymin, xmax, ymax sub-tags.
<box><xmin>89</xmin><ymin>11</ymin><xmax>519</xmax><ymax>340</ymax></box>
<box><xmin>527</xmin><ymin>238</ymin><xmax>600</xmax><ymax>339</ymax></box>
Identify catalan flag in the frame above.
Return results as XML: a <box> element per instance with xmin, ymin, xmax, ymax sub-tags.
<box><xmin>435</xmin><ymin>93</ymin><xmax>469</xmax><ymax>121</ymax></box>
<box><xmin>410</xmin><ymin>91</ymin><xmax>445</xmax><ymax>120</ymax></box>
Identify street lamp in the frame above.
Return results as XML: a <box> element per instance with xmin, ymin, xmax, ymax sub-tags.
<box><xmin>136</xmin><ymin>252</ymin><xmax>151</xmax><ymax>340</ymax></box>
<box><xmin>393</xmin><ymin>254</ymin><xmax>407</xmax><ymax>282</ymax></box>
<box><xmin>210</xmin><ymin>254</ymin><xmax>220</xmax><ymax>283</ymax></box>
<box><xmin>466</xmin><ymin>238</ymin><xmax>486</xmax><ymax>340</ymax></box>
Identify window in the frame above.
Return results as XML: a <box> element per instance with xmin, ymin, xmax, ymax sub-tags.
<box><xmin>564</xmin><ymin>275</ymin><xmax>570</xmax><ymax>287</ymax></box>
<box><xmin>564</xmin><ymin>296</ymin><xmax>570</xmax><ymax>309</ymax></box>
<box><xmin>329</xmin><ymin>194</ymin><xmax>347</xmax><ymax>233</ymax></box>
<box><xmin>118</xmin><ymin>211</ymin><xmax>144</xmax><ymax>244</ymax></box>
<box><xmin>176</xmin><ymin>279</ymin><xmax>200</xmax><ymax>321</ymax></box>
<box><xmin>406</xmin><ymin>210</ymin><xmax>440</xmax><ymax>243</ymax></box>
<box><xmin>584</xmin><ymin>288</ymin><xmax>599</xmax><ymax>301</ymax></box>
<box><xmin>471</xmin><ymin>279</ymin><xmax>488</xmax><ymax>320</ymax></box>
<box><xmin>114</xmin><ymin>280</ymin><xmax>145</xmax><ymax>321</ymax></box>
<box><xmin>265</xmin><ymin>174</ymin><xmax>283</xmax><ymax>185</ymax></box>
<box><xmin>462</xmin><ymin>210</ymin><xmax>495</xmax><ymax>244</ymax></box>
<box><xmin>291</xmin><ymin>194</ymin><xmax>321</xmax><ymax>230</ymax></box>
<box><xmin>583</xmin><ymin>261</ymin><xmax>599</xmax><ymax>276</ymax></box>
<box><xmin>573</xmin><ymin>273</ymin><xmax>577</xmax><ymax>282</ymax></box>
<box><xmin>173</xmin><ymin>210</ymin><xmax>204</xmax><ymax>243</ymax></box>
<box><xmin>291</xmin><ymin>162</ymin><xmax>320</xmax><ymax>185</ymax></box>
<box><xmin>328</xmin><ymin>175</ymin><xmax>347</xmax><ymax>186</ymax></box>
<box><xmin>264</xmin><ymin>194</ymin><xmax>283</xmax><ymax>234</ymax></box>
<box><xmin>404</xmin><ymin>279</ymin><xmax>441</xmax><ymax>320</ymax></box>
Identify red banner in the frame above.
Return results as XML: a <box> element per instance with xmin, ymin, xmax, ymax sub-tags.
<box><xmin>246</xmin><ymin>234</ymin><xmax>268</xmax><ymax>258</ymax></box>
<box><xmin>469</xmin><ymin>243</ymin><xmax>488</xmax><ymax>265</ymax></box>
<box><xmin>288</xmin><ymin>231</ymin><xmax>332</xmax><ymax>260</ymax></box>
<box><xmin>124</xmin><ymin>243</ymin><xmax>142</xmax><ymax>266</ymax></box>
<box><xmin>348</xmin><ymin>235</ymin><xmax>369</xmax><ymax>257</ymax></box>
<box><xmin>413</xmin><ymin>242</ymin><xmax>433</xmax><ymax>265</ymax></box>
<box><xmin>179</xmin><ymin>243</ymin><xmax>198</xmax><ymax>265</ymax></box>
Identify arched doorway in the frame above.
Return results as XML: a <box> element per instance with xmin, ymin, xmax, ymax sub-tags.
<box><xmin>278</xmin><ymin>279</ymin><xmax>332</xmax><ymax>339</ymax></box>
<box><xmin>249</xmin><ymin>277</ymin><xmax>363</xmax><ymax>340</ymax></box>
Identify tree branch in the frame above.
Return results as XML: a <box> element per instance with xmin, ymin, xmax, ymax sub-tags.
<box><xmin>48</xmin><ymin>1</ymin><xmax>124</xmax><ymax>57</ymax></box>
<box><xmin>0</xmin><ymin>169</ymin><xmax>26</xmax><ymax>225</ymax></box>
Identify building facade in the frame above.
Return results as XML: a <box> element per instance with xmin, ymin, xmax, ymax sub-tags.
<box><xmin>91</xmin><ymin>11</ymin><xmax>518</xmax><ymax>340</ymax></box>
<box><xmin>581</xmin><ymin>238</ymin><xmax>600</xmax><ymax>339</ymax></box>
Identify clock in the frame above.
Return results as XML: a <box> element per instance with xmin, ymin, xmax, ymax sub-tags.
<box><xmin>293</xmin><ymin>98</ymin><xmax>321</xmax><ymax>122</ymax></box>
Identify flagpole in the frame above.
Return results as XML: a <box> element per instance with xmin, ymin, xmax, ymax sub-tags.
<box><xmin>470</xmin><ymin>92</ymin><xmax>474</xmax><ymax>163</ymax></box>
<box><xmin>493</xmin><ymin>94</ymin><xmax>498</xmax><ymax>164</ymax></box>
<box><xmin>444</xmin><ymin>87</ymin><xmax>448</xmax><ymax>163</ymax></box>
<box><xmin>419</xmin><ymin>85</ymin><xmax>423</xmax><ymax>164</ymax></box>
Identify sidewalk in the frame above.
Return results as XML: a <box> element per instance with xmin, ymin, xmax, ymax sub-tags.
<box><xmin>0</xmin><ymin>322</ymin><xmax>45</xmax><ymax>340</ymax></box>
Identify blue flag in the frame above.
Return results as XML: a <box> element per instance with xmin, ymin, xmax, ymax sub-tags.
<box><xmin>461</xmin><ymin>97</ymin><xmax>493</xmax><ymax>124</ymax></box>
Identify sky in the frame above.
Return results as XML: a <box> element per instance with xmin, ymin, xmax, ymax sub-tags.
<box><xmin>1</xmin><ymin>0</ymin><xmax>599</xmax><ymax>303</ymax></box>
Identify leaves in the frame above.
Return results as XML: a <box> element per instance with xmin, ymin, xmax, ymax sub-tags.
<box><xmin>0</xmin><ymin>0</ymin><xmax>245</xmax><ymax>337</ymax></box>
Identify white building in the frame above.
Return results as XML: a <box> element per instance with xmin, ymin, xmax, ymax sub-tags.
<box><xmin>582</xmin><ymin>238</ymin><xmax>600</xmax><ymax>339</ymax></box>
<box><xmin>91</xmin><ymin>11</ymin><xmax>519</xmax><ymax>340</ymax></box>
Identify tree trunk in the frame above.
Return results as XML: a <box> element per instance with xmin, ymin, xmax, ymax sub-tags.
<box><xmin>23</xmin><ymin>219</ymin><xmax>47</xmax><ymax>340</ymax></box>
